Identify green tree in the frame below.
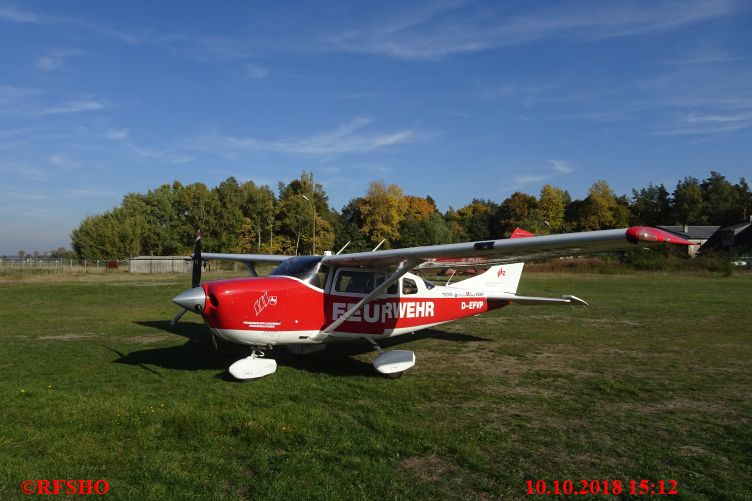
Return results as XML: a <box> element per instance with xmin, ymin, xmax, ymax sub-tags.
<box><xmin>630</xmin><ymin>183</ymin><xmax>671</xmax><ymax>226</ymax></box>
<box><xmin>212</xmin><ymin>177</ymin><xmax>245</xmax><ymax>252</ymax></box>
<box><xmin>672</xmin><ymin>177</ymin><xmax>705</xmax><ymax>225</ymax></box>
<box><xmin>737</xmin><ymin>177</ymin><xmax>751</xmax><ymax>221</ymax></box>
<box><xmin>456</xmin><ymin>199</ymin><xmax>496</xmax><ymax>240</ymax></box>
<box><xmin>240</xmin><ymin>182</ymin><xmax>277</xmax><ymax>253</ymax></box>
<box><xmin>333</xmin><ymin>199</ymin><xmax>371</xmax><ymax>253</ymax></box>
<box><xmin>700</xmin><ymin>171</ymin><xmax>739</xmax><ymax>225</ymax></box>
<box><xmin>177</xmin><ymin>183</ymin><xmax>219</xmax><ymax>249</ymax></box>
<box><xmin>495</xmin><ymin>192</ymin><xmax>539</xmax><ymax>235</ymax></box>
<box><xmin>398</xmin><ymin>212</ymin><xmax>453</xmax><ymax>247</ymax></box>
<box><xmin>277</xmin><ymin>172</ymin><xmax>334</xmax><ymax>255</ymax></box>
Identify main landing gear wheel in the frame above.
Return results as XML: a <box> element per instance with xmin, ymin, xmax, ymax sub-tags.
<box><xmin>367</xmin><ymin>338</ymin><xmax>415</xmax><ymax>379</ymax></box>
<box><xmin>228</xmin><ymin>346</ymin><xmax>277</xmax><ymax>380</ymax></box>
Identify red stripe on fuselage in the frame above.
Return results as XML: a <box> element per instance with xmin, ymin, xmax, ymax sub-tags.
<box><xmin>201</xmin><ymin>277</ymin><xmax>502</xmax><ymax>335</ymax></box>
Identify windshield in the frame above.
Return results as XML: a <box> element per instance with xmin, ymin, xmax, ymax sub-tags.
<box><xmin>270</xmin><ymin>256</ymin><xmax>325</xmax><ymax>287</ymax></box>
<box><xmin>421</xmin><ymin>278</ymin><xmax>436</xmax><ymax>290</ymax></box>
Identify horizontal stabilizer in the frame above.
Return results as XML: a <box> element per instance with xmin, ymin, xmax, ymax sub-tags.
<box><xmin>489</xmin><ymin>293</ymin><xmax>588</xmax><ymax>306</ymax></box>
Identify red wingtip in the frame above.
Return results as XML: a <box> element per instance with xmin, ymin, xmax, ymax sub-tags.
<box><xmin>510</xmin><ymin>227</ymin><xmax>535</xmax><ymax>239</ymax></box>
<box><xmin>626</xmin><ymin>226</ymin><xmax>693</xmax><ymax>246</ymax></box>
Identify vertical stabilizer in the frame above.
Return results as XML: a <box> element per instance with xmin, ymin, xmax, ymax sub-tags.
<box><xmin>449</xmin><ymin>263</ymin><xmax>525</xmax><ymax>294</ymax></box>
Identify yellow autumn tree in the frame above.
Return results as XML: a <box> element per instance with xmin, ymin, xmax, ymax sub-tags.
<box><xmin>358</xmin><ymin>181</ymin><xmax>408</xmax><ymax>248</ymax></box>
<box><xmin>538</xmin><ymin>184</ymin><xmax>567</xmax><ymax>232</ymax></box>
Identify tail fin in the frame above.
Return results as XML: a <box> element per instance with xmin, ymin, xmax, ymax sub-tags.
<box><xmin>448</xmin><ymin>228</ymin><xmax>533</xmax><ymax>294</ymax></box>
<box><xmin>450</xmin><ymin>263</ymin><xmax>525</xmax><ymax>294</ymax></box>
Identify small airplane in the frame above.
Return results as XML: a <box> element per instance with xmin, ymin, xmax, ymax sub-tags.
<box><xmin>171</xmin><ymin>226</ymin><xmax>691</xmax><ymax>380</ymax></box>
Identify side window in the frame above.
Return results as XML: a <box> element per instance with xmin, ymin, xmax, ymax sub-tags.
<box><xmin>402</xmin><ymin>278</ymin><xmax>418</xmax><ymax>295</ymax></box>
<box><xmin>335</xmin><ymin>271</ymin><xmax>377</xmax><ymax>294</ymax></box>
<box><xmin>387</xmin><ymin>283</ymin><xmax>398</xmax><ymax>295</ymax></box>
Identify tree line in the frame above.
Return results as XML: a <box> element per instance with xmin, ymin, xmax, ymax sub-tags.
<box><xmin>67</xmin><ymin>170</ymin><xmax>751</xmax><ymax>260</ymax></box>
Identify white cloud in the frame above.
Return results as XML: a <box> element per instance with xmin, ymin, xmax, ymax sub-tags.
<box><xmin>244</xmin><ymin>64</ymin><xmax>269</xmax><ymax>80</ymax></box>
<box><xmin>62</xmin><ymin>189</ymin><xmax>119</xmax><ymax>199</ymax></box>
<box><xmin>327</xmin><ymin>1</ymin><xmax>742</xmax><ymax>60</ymax></box>
<box><xmin>0</xmin><ymin>5</ymin><xmax>140</xmax><ymax>43</ymax></box>
<box><xmin>36</xmin><ymin>56</ymin><xmax>63</xmax><ymax>71</ymax></box>
<box><xmin>49</xmin><ymin>155</ymin><xmax>80</xmax><ymax>170</ymax></box>
<box><xmin>128</xmin><ymin>144</ymin><xmax>193</xmax><ymax>164</ymax></box>
<box><xmin>509</xmin><ymin>159</ymin><xmax>574</xmax><ymax>191</ymax></box>
<box><xmin>34</xmin><ymin>49</ymin><xmax>86</xmax><ymax>72</ymax></box>
<box><xmin>189</xmin><ymin>117</ymin><xmax>426</xmax><ymax>158</ymax></box>
<box><xmin>39</xmin><ymin>100</ymin><xmax>106</xmax><ymax>115</ymax></box>
<box><xmin>0</xmin><ymin>5</ymin><xmax>46</xmax><ymax>23</ymax></box>
<box><xmin>105</xmin><ymin>128</ymin><xmax>129</xmax><ymax>140</ymax></box>
<box><xmin>157</xmin><ymin>34</ymin><xmax>261</xmax><ymax>61</ymax></box>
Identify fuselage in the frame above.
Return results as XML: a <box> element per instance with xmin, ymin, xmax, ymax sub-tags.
<box><xmin>198</xmin><ymin>270</ymin><xmax>509</xmax><ymax>347</ymax></box>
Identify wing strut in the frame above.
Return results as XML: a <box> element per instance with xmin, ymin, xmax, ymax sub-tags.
<box><xmin>311</xmin><ymin>259</ymin><xmax>418</xmax><ymax>340</ymax></box>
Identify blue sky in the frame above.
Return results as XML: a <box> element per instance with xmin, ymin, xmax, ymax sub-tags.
<box><xmin>1</xmin><ymin>0</ymin><xmax>751</xmax><ymax>255</ymax></box>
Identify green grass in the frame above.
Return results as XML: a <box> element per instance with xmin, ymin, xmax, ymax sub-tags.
<box><xmin>0</xmin><ymin>271</ymin><xmax>750</xmax><ymax>500</ymax></box>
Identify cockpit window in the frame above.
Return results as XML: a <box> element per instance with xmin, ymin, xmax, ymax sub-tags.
<box><xmin>421</xmin><ymin>278</ymin><xmax>436</xmax><ymax>290</ymax></box>
<box><xmin>270</xmin><ymin>256</ymin><xmax>325</xmax><ymax>288</ymax></box>
<box><xmin>402</xmin><ymin>278</ymin><xmax>418</xmax><ymax>295</ymax></box>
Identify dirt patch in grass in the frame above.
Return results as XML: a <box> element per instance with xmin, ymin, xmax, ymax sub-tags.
<box><xmin>609</xmin><ymin>398</ymin><xmax>735</xmax><ymax>416</ymax></box>
<box><xmin>124</xmin><ymin>334</ymin><xmax>173</xmax><ymax>344</ymax></box>
<box><xmin>107</xmin><ymin>281</ymin><xmax>180</xmax><ymax>287</ymax></box>
<box><xmin>37</xmin><ymin>333</ymin><xmax>98</xmax><ymax>341</ymax></box>
<box><xmin>399</xmin><ymin>455</ymin><xmax>458</xmax><ymax>482</ymax></box>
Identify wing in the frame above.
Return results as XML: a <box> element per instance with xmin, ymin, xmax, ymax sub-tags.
<box><xmin>201</xmin><ymin>253</ymin><xmax>291</xmax><ymax>265</ymax></box>
<box><xmin>321</xmin><ymin>226</ymin><xmax>692</xmax><ymax>269</ymax></box>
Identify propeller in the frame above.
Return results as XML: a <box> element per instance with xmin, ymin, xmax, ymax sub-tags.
<box><xmin>191</xmin><ymin>229</ymin><xmax>202</xmax><ymax>288</ymax></box>
<box><xmin>171</xmin><ymin>230</ymin><xmax>218</xmax><ymax>350</ymax></box>
<box><xmin>171</xmin><ymin>230</ymin><xmax>203</xmax><ymax>326</ymax></box>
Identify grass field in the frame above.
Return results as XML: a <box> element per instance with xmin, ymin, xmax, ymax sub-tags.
<box><xmin>0</xmin><ymin>270</ymin><xmax>750</xmax><ymax>500</ymax></box>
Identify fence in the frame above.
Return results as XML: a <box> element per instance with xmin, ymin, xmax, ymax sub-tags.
<box><xmin>0</xmin><ymin>257</ymin><xmax>242</xmax><ymax>274</ymax></box>
<box><xmin>0</xmin><ymin>258</ymin><xmax>126</xmax><ymax>273</ymax></box>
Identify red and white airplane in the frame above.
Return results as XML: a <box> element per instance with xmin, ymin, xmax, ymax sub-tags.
<box><xmin>172</xmin><ymin>227</ymin><xmax>691</xmax><ymax>380</ymax></box>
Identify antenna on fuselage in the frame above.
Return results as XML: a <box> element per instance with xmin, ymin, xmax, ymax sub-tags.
<box><xmin>336</xmin><ymin>241</ymin><xmax>351</xmax><ymax>255</ymax></box>
<box><xmin>445</xmin><ymin>269</ymin><xmax>456</xmax><ymax>286</ymax></box>
<box><xmin>371</xmin><ymin>239</ymin><xmax>386</xmax><ymax>252</ymax></box>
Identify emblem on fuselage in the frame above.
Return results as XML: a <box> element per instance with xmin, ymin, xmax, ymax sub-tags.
<box><xmin>253</xmin><ymin>291</ymin><xmax>278</xmax><ymax>316</ymax></box>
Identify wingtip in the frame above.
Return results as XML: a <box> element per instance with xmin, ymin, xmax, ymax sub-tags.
<box><xmin>625</xmin><ymin>226</ymin><xmax>693</xmax><ymax>246</ymax></box>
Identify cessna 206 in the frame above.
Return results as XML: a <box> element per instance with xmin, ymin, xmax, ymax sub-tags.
<box><xmin>171</xmin><ymin>226</ymin><xmax>691</xmax><ymax>380</ymax></box>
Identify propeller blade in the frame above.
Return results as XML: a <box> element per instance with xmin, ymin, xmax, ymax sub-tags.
<box><xmin>192</xmin><ymin>229</ymin><xmax>202</xmax><ymax>288</ymax></box>
<box><xmin>171</xmin><ymin>308</ymin><xmax>187</xmax><ymax>326</ymax></box>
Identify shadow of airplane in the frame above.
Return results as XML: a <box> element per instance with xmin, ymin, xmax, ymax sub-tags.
<box><xmin>116</xmin><ymin>320</ymin><xmax>491</xmax><ymax>379</ymax></box>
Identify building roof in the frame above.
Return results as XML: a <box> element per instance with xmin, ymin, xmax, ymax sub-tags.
<box><xmin>700</xmin><ymin>221</ymin><xmax>752</xmax><ymax>250</ymax></box>
<box><xmin>719</xmin><ymin>221</ymin><xmax>752</xmax><ymax>233</ymax></box>
<box><xmin>657</xmin><ymin>226</ymin><xmax>720</xmax><ymax>240</ymax></box>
